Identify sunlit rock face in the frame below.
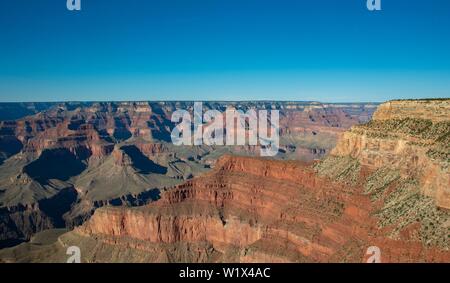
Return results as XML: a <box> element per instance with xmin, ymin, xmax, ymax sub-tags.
<box><xmin>71</xmin><ymin>100</ymin><xmax>449</xmax><ymax>263</ymax></box>
<box><xmin>332</xmin><ymin>99</ymin><xmax>450</xmax><ymax>209</ymax></box>
<box><xmin>74</xmin><ymin>152</ymin><xmax>449</xmax><ymax>263</ymax></box>
<box><xmin>1</xmin><ymin>100</ymin><xmax>449</xmax><ymax>262</ymax></box>
<box><xmin>0</xmin><ymin>101</ymin><xmax>376</xmax><ymax>248</ymax></box>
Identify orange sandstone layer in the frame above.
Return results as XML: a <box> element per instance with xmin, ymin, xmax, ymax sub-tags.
<box><xmin>75</xmin><ymin>155</ymin><xmax>450</xmax><ymax>262</ymax></box>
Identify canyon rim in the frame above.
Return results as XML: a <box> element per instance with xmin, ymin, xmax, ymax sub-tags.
<box><xmin>1</xmin><ymin>0</ymin><xmax>450</xmax><ymax>272</ymax></box>
<box><xmin>0</xmin><ymin>99</ymin><xmax>448</xmax><ymax>263</ymax></box>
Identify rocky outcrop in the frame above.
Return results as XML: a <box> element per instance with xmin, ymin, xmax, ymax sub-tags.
<box><xmin>71</xmin><ymin>154</ymin><xmax>449</xmax><ymax>262</ymax></box>
<box><xmin>2</xmin><ymin>100</ymin><xmax>448</xmax><ymax>263</ymax></box>
<box><xmin>0</xmin><ymin>101</ymin><xmax>376</xmax><ymax>257</ymax></box>
<box><xmin>74</xmin><ymin>155</ymin><xmax>359</xmax><ymax>262</ymax></box>
<box><xmin>63</xmin><ymin>100</ymin><xmax>449</xmax><ymax>263</ymax></box>
<box><xmin>332</xmin><ymin>99</ymin><xmax>450</xmax><ymax>209</ymax></box>
<box><xmin>372</xmin><ymin>99</ymin><xmax>449</xmax><ymax>122</ymax></box>
<box><xmin>311</xmin><ymin>99</ymin><xmax>450</xmax><ymax>255</ymax></box>
<box><xmin>278</xmin><ymin>103</ymin><xmax>376</xmax><ymax>160</ymax></box>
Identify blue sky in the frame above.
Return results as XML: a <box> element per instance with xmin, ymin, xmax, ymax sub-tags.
<box><xmin>1</xmin><ymin>0</ymin><xmax>450</xmax><ymax>102</ymax></box>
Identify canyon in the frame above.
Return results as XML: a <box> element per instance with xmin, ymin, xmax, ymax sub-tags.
<box><xmin>0</xmin><ymin>101</ymin><xmax>376</xmax><ymax>249</ymax></box>
<box><xmin>0</xmin><ymin>99</ymin><xmax>448</xmax><ymax>263</ymax></box>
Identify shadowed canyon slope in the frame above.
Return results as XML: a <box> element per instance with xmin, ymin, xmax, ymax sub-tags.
<box><xmin>0</xmin><ymin>101</ymin><xmax>375</xmax><ymax>248</ymax></box>
<box><xmin>1</xmin><ymin>99</ymin><xmax>447</xmax><ymax>263</ymax></box>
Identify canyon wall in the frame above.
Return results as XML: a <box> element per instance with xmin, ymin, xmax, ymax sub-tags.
<box><xmin>4</xmin><ymin>100</ymin><xmax>448</xmax><ymax>263</ymax></box>
<box><xmin>0</xmin><ymin>101</ymin><xmax>375</xmax><ymax>245</ymax></box>
<box><xmin>70</xmin><ymin>152</ymin><xmax>449</xmax><ymax>262</ymax></box>
<box><xmin>74</xmin><ymin>155</ymin><xmax>370</xmax><ymax>262</ymax></box>
<box><xmin>332</xmin><ymin>99</ymin><xmax>450</xmax><ymax>209</ymax></box>
<box><xmin>61</xmin><ymin>100</ymin><xmax>449</xmax><ymax>263</ymax></box>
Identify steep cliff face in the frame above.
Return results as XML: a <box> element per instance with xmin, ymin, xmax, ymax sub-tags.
<box><xmin>68</xmin><ymin>154</ymin><xmax>449</xmax><ymax>263</ymax></box>
<box><xmin>0</xmin><ymin>101</ymin><xmax>375</xmax><ymax>245</ymax></box>
<box><xmin>372</xmin><ymin>100</ymin><xmax>449</xmax><ymax>122</ymax></box>
<box><xmin>331</xmin><ymin>99</ymin><xmax>449</xmax><ymax>209</ymax></box>
<box><xmin>314</xmin><ymin>100</ymin><xmax>450</xmax><ymax>253</ymax></box>
<box><xmin>73</xmin><ymin>155</ymin><xmax>363</xmax><ymax>262</ymax></box>
<box><xmin>278</xmin><ymin>103</ymin><xmax>376</xmax><ymax>160</ymax></box>
<box><xmin>0</xmin><ymin>103</ymin><xmax>187</xmax><ymax>243</ymax></box>
<box><xmin>60</xmin><ymin>100</ymin><xmax>449</xmax><ymax>263</ymax></box>
<box><xmin>1</xmin><ymin>100</ymin><xmax>447</xmax><ymax>263</ymax></box>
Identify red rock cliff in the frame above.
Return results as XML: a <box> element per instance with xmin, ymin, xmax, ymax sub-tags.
<box><xmin>332</xmin><ymin>100</ymin><xmax>450</xmax><ymax>209</ymax></box>
<box><xmin>75</xmin><ymin>154</ymin><xmax>450</xmax><ymax>262</ymax></box>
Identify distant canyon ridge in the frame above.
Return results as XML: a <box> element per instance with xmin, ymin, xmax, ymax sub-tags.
<box><xmin>0</xmin><ymin>99</ymin><xmax>448</xmax><ymax>262</ymax></box>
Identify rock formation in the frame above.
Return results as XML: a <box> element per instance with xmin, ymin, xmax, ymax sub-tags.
<box><xmin>0</xmin><ymin>101</ymin><xmax>375</xmax><ymax>248</ymax></box>
<box><xmin>53</xmin><ymin>99</ymin><xmax>448</xmax><ymax>263</ymax></box>
<box><xmin>59</xmin><ymin>151</ymin><xmax>448</xmax><ymax>262</ymax></box>
<box><xmin>331</xmin><ymin>99</ymin><xmax>449</xmax><ymax>209</ymax></box>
